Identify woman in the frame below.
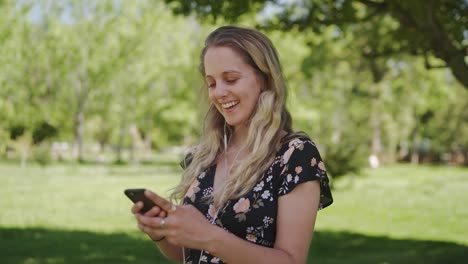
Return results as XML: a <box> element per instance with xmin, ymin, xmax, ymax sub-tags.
<box><xmin>131</xmin><ymin>25</ymin><xmax>333</xmax><ymax>264</ymax></box>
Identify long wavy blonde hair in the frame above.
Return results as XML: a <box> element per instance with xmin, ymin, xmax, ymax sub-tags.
<box><xmin>170</xmin><ymin>26</ymin><xmax>296</xmax><ymax>209</ymax></box>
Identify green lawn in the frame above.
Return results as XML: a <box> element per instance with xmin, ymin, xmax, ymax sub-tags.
<box><xmin>0</xmin><ymin>160</ymin><xmax>467</xmax><ymax>263</ymax></box>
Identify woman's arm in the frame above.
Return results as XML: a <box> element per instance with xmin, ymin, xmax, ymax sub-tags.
<box><xmin>132</xmin><ymin>201</ymin><xmax>184</xmax><ymax>262</ymax></box>
<box><xmin>138</xmin><ymin>183</ymin><xmax>320</xmax><ymax>264</ymax></box>
<box><xmin>207</xmin><ymin>181</ymin><xmax>320</xmax><ymax>264</ymax></box>
<box><xmin>152</xmin><ymin>239</ymin><xmax>184</xmax><ymax>262</ymax></box>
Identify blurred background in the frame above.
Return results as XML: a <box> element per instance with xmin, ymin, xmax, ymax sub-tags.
<box><xmin>0</xmin><ymin>0</ymin><xmax>467</xmax><ymax>263</ymax></box>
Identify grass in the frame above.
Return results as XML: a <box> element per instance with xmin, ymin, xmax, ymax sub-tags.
<box><xmin>316</xmin><ymin>165</ymin><xmax>468</xmax><ymax>245</ymax></box>
<box><xmin>0</xmin><ymin>160</ymin><xmax>467</xmax><ymax>263</ymax></box>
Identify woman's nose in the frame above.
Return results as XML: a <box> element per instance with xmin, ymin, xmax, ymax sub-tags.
<box><xmin>214</xmin><ymin>83</ymin><xmax>229</xmax><ymax>98</ymax></box>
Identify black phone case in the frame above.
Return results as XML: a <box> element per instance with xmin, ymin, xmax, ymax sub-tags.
<box><xmin>124</xmin><ymin>188</ymin><xmax>155</xmax><ymax>214</ymax></box>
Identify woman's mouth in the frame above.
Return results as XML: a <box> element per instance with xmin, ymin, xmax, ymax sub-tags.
<box><xmin>222</xmin><ymin>101</ymin><xmax>239</xmax><ymax>110</ymax></box>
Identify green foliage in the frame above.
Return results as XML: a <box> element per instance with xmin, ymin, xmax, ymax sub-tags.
<box><xmin>164</xmin><ymin>0</ymin><xmax>468</xmax><ymax>88</ymax></box>
<box><xmin>32</xmin><ymin>121</ymin><xmax>58</xmax><ymax>144</ymax></box>
<box><xmin>0</xmin><ymin>0</ymin><xmax>207</xmax><ymax>161</ymax></box>
<box><xmin>8</xmin><ymin>124</ymin><xmax>26</xmax><ymax>140</ymax></box>
<box><xmin>165</xmin><ymin>0</ymin><xmax>264</xmax><ymax>21</ymax></box>
<box><xmin>0</xmin><ymin>0</ymin><xmax>466</xmax><ymax>175</ymax></box>
<box><xmin>33</xmin><ymin>143</ymin><xmax>52</xmax><ymax>166</ymax></box>
<box><xmin>322</xmin><ymin>137</ymin><xmax>368</xmax><ymax>180</ymax></box>
<box><xmin>0</xmin><ymin>128</ymin><xmax>9</xmax><ymax>157</ymax></box>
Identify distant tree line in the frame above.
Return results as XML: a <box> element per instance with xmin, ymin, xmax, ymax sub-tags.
<box><xmin>0</xmin><ymin>0</ymin><xmax>466</xmax><ymax>177</ymax></box>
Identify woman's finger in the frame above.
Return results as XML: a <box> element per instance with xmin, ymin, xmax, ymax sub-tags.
<box><xmin>144</xmin><ymin>205</ymin><xmax>163</xmax><ymax>217</ymax></box>
<box><xmin>131</xmin><ymin>201</ymin><xmax>143</xmax><ymax>214</ymax></box>
<box><xmin>144</xmin><ymin>190</ymin><xmax>174</xmax><ymax>212</ymax></box>
<box><xmin>158</xmin><ymin>210</ymin><xmax>167</xmax><ymax>218</ymax></box>
<box><xmin>136</xmin><ymin>214</ymin><xmax>166</xmax><ymax>229</ymax></box>
<box><xmin>138</xmin><ymin>223</ymin><xmax>167</xmax><ymax>240</ymax></box>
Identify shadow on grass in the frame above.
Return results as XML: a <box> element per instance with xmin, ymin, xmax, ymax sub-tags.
<box><xmin>1</xmin><ymin>228</ymin><xmax>467</xmax><ymax>264</ymax></box>
<box><xmin>1</xmin><ymin>228</ymin><xmax>172</xmax><ymax>264</ymax></box>
<box><xmin>310</xmin><ymin>231</ymin><xmax>467</xmax><ymax>264</ymax></box>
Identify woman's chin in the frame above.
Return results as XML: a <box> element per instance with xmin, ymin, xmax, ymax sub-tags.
<box><xmin>224</xmin><ymin>118</ymin><xmax>238</xmax><ymax>127</ymax></box>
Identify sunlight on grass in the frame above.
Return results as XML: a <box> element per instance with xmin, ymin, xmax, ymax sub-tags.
<box><xmin>1</xmin><ymin>162</ymin><xmax>467</xmax><ymax>263</ymax></box>
<box><xmin>0</xmin><ymin>162</ymin><xmax>181</xmax><ymax>232</ymax></box>
<box><xmin>316</xmin><ymin>165</ymin><xmax>468</xmax><ymax>245</ymax></box>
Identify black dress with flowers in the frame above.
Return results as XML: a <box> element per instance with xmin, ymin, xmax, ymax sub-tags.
<box><xmin>181</xmin><ymin>136</ymin><xmax>333</xmax><ymax>264</ymax></box>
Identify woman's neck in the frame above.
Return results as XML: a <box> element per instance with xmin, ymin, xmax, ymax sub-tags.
<box><xmin>229</xmin><ymin>125</ymin><xmax>248</xmax><ymax>148</ymax></box>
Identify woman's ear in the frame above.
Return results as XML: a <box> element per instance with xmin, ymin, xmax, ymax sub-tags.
<box><xmin>257</xmin><ymin>73</ymin><xmax>268</xmax><ymax>92</ymax></box>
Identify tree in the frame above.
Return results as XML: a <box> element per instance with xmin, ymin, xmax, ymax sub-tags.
<box><xmin>0</xmin><ymin>0</ymin><xmax>54</xmax><ymax>163</ymax></box>
<box><xmin>30</xmin><ymin>0</ymin><xmax>165</xmax><ymax>162</ymax></box>
<box><xmin>163</xmin><ymin>0</ymin><xmax>468</xmax><ymax>89</ymax></box>
<box><xmin>1</xmin><ymin>0</ymin><xmax>207</xmax><ymax>163</ymax></box>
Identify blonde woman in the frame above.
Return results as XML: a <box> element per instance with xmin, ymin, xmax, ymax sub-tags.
<box><xmin>131</xmin><ymin>25</ymin><xmax>333</xmax><ymax>264</ymax></box>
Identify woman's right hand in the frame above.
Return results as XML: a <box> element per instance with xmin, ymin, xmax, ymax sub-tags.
<box><xmin>131</xmin><ymin>201</ymin><xmax>167</xmax><ymax>241</ymax></box>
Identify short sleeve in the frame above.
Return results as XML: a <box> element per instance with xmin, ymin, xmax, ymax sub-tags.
<box><xmin>277</xmin><ymin>138</ymin><xmax>333</xmax><ymax>210</ymax></box>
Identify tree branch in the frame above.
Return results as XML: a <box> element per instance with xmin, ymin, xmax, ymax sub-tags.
<box><xmin>424</xmin><ymin>53</ymin><xmax>448</xmax><ymax>69</ymax></box>
<box><xmin>357</xmin><ymin>0</ymin><xmax>387</xmax><ymax>10</ymax></box>
<box><xmin>389</xmin><ymin>1</ymin><xmax>420</xmax><ymax>29</ymax></box>
<box><xmin>362</xmin><ymin>46</ymin><xmax>406</xmax><ymax>58</ymax></box>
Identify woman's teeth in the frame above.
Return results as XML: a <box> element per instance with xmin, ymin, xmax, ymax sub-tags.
<box><xmin>222</xmin><ymin>101</ymin><xmax>239</xmax><ymax>109</ymax></box>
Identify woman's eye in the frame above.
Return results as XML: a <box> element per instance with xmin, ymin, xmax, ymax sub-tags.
<box><xmin>226</xmin><ymin>79</ymin><xmax>237</xmax><ymax>84</ymax></box>
<box><xmin>208</xmin><ymin>83</ymin><xmax>215</xmax><ymax>88</ymax></box>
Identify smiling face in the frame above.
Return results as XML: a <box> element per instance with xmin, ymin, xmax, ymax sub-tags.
<box><xmin>204</xmin><ymin>46</ymin><xmax>263</xmax><ymax>131</ymax></box>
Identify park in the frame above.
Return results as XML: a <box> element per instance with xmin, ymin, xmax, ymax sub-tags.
<box><xmin>1</xmin><ymin>0</ymin><xmax>467</xmax><ymax>263</ymax></box>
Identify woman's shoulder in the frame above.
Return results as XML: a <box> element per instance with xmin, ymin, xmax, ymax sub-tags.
<box><xmin>276</xmin><ymin>132</ymin><xmax>325</xmax><ymax>167</ymax></box>
<box><xmin>279</xmin><ymin>132</ymin><xmax>317</xmax><ymax>152</ymax></box>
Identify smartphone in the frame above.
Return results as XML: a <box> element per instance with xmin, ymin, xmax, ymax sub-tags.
<box><xmin>124</xmin><ymin>188</ymin><xmax>156</xmax><ymax>214</ymax></box>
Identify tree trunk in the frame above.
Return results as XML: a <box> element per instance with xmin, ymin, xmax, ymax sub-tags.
<box><xmin>411</xmin><ymin>151</ymin><xmax>419</xmax><ymax>164</ymax></box>
<box><xmin>424</xmin><ymin>0</ymin><xmax>468</xmax><ymax>89</ymax></box>
<box><xmin>391</xmin><ymin>0</ymin><xmax>468</xmax><ymax>89</ymax></box>
<box><xmin>115</xmin><ymin>122</ymin><xmax>126</xmax><ymax>163</ymax></box>
<box><xmin>74</xmin><ymin>110</ymin><xmax>85</xmax><ymax>162</ymax></box>
<box><xmin>73</xmin><ymin>76</ymin><xmax>89</xmax><ymax>163</ymax></box>
<box><xmin>370</xmin><ymin>101</ymin><xmax>381</xmax><ymax>156</ymax></box>
<box><xmin>20</xmin><ymin>145</ymin><xmax>28</xmax><ymax>168</ymax></box>
<box><xmin>437</xmin><ymin>50</ymin><xmax>468</xmax><ymax>89</ymax></box>
<box><xmin>129</xmin><ymin>123</ymin><xmax>144</xmax><ymax>165</ymax></box>
<box><xmin>368</xmin><ymin>58</ymin><xmax>385</xmax><ymax>167</ymax></box>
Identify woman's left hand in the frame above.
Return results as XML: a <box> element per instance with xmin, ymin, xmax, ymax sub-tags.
<box><xmin>135</xmin><ymin>190</ymin><xmax>217</xmax><ymax>250</ymax></box>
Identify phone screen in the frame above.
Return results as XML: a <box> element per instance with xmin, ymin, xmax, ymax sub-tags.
<box><xmin>124</xmin><ymin>188</ymin><xmax>156</xmax><ymax>214</ymax></box>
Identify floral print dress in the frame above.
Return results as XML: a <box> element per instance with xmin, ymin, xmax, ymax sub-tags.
<box><xmin>182</xmin><ymin>136</ymin><xmax>333</xmax><ymax>264</ymax></box>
